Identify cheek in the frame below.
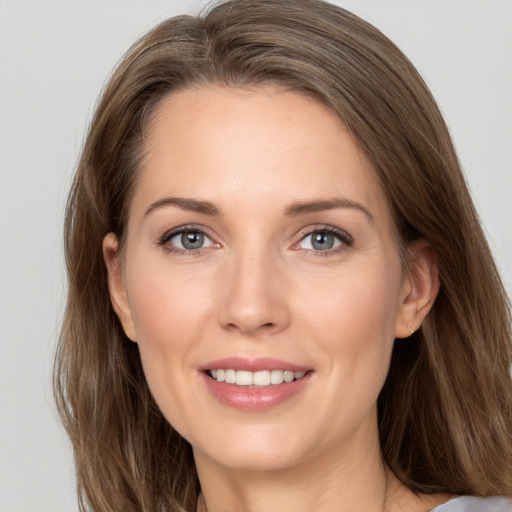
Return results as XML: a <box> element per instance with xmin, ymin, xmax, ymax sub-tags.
<box><xmin>124</xmin><ymin>262</ymin><xmax>215</xmax><ymax>425</ymax></box>
<box><xmin>127</xmin><ymin>261</ymin><xmax>213</xmax><ymax>346</ymax></box>
<box><xmin>302</xmin><ymin>258</ymin><xmax>400</xmax><ymax>334</ymax></box>
<box><xmin>297</xmin><ymin>258</ymin><xmax>402</xmax><ymax>385</ymax></box>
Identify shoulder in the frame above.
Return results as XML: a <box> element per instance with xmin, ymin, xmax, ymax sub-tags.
<box><xmin>431</xmin><ymin>496</ymin><xmax>512</xmax><ymax>512</ymax></box>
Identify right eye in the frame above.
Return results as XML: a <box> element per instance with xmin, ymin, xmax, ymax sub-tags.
<box><xmin>159</xmin><ymin>226</ymin><xmax>217</xmax><ymax>253</ymax></box>
<box><xmin>170</xmin><ymin>230</ymin><xmax>213</xmax><ymax>250</ymax></box>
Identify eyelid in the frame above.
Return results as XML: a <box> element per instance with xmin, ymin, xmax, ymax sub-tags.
<box><xmin>158</xmin><ymin>224</ymin><xmax>220</xmax><ymax>253</ymax></box>
<box><xmin>292</xmin><ymin>225</ymin><xmax>354</xmax><ymax>253</ymax></box>
<box><xmin>156</xmin><ymin>223</ymin><xmax>352</xmax><ymax>255</ymax></box>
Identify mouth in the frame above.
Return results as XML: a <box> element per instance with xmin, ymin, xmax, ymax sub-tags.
<box><xmin>200</xmin><ymin>358</ymin><xmax>313</xmax><ymax>410</ymax></box>
<box><xmin>200</xmin><ymin>357</ymin><xmax>313</xmax><ymax>410</ymax></box>
<box><xmin>206</xmin><ymin>369</ymin><xmax>309</xmax><ymax>387</ymax></box>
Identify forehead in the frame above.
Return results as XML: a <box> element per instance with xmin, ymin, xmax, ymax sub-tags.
<box><xmin>131</xmin><ymin>86</ymin><xmax>390</xmax><ymax>225</ymax></box>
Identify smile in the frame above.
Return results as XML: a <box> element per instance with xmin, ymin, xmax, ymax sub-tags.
<box><xmin>201</xmin><ymin>358</ymin><xmax>313</xmax><ymax>411</ymax></box>
<box><xmin>208</xmin><ymin>369</ymin><xmax>308</xmax><ymax>386</ymax></box>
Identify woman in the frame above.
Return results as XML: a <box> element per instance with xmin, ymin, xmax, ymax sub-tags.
<box><xmin>54</xmin><ymin>0</ymin><xmax>512</xmax><ymax>511</ymax></box>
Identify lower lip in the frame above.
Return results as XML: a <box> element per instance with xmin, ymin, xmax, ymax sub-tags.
<box><xmin>201</xmin><ymin>372</ymin><xmax>312</xmax><ymax>411</ymax></box>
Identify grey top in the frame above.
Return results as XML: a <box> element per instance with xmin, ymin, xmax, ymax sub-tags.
<box><xmin>431</xmin><ymin>496</ymin><xmax>512</xmax><ymax>511</ymax></box>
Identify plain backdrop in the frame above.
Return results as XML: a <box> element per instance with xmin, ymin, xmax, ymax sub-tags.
<box><xmin>1</xmin><ymin>1</ymin><xmax>511</xmax><ymax>510</ymax></box>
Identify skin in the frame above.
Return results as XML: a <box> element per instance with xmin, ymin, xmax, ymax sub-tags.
<box><xmin>104</xmin><ymin>86</ymin><xmax>447</xmax><ymax>512</ymax></box>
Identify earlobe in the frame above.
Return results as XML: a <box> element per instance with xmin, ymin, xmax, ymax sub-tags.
<box><xmin>103</xmin><ymin>233</ymin><xmax>137</xmax><ymax>342</ymax></box>
<box><xmin>395</xmin><ymin>239</ymin><xmax>439</xmax><ymax>339</ymax></box>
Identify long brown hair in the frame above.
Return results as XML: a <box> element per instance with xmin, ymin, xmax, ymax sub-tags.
<box><xmin>54</xmin><ymin>0</ymin><xmax>512</xmax><ymax>510</ymax></box>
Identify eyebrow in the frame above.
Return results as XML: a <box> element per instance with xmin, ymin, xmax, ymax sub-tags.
<box><xmin>144</xmin><ymin>196</ymin><xmax>373</xmax><ymax>222</ymax></box>
<box><xmin>284</xmin><ymin>198</ymin><xmax>374</xmax><ymax>222</ymax></box>
<box><xmin>144</xmin><ymin>197</ymin><xmax>221</xmax><ymax>217</ymax></box>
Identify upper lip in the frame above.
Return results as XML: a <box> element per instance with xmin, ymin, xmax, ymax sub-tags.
<box><xmin>200</xmin><ymin>357</ymin><xmax>311</xmax><ymax>373</ymax></box>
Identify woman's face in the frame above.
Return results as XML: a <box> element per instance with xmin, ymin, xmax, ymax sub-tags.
<box><xmin>105</xmin><ymin>86</ymin><xmax>430</xmax><ymax>472</ymax></box>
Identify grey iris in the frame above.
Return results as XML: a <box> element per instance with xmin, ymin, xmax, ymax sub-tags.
<box><xmin>182</xmin><ymin>231</ymin><xmax>204</xmax><ymax>249</ymax></box>
<box><xmin>312</xmin><ymin>231</ymin><xmax>334</xmax><ymax>250</ymax></box>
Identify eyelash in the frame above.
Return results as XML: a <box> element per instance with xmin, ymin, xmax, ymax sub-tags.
<box><xmin>157</xmin><ymin>224</ymin><xmax>353</xmax><ymax>256</ymax></box>
<box><xmin>157</xmin><ymin>224</ymin><xmax>216</xmax><ymax>256</ymax></box>
<box><xmin>295</xmin><ymin>225</ymin><xmax>354</xmax><ymax>257</ymax></box>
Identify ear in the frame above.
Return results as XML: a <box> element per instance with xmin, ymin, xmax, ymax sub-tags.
<box><xmin>103</xmin><ymin>233</ymin><xmax>137</xmax><ymax>342</ymax></box>
<box><xmin>394</xmin><ymin>239</ymin><xmax>439</xmax><ymax>339</ymax></box>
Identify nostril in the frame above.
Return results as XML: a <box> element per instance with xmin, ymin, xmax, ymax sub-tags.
<box><xmin>224</xmin><ymin>321</ymin><xmax>275</xmax><ymax>334</ymax></box>
<box><xmin>218</xmin><ymin>289</ymin><xmax>290</xmax><ymax>334</ymax></box>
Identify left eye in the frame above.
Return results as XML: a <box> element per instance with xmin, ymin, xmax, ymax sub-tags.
<box><xmin>298</xmin><ymin>230</ymin><xmax>345</xmax><ymax>251</ymax></box>
<box><xmin>168</xmin><ymin>230</ymin><xmax>215</xmax><ymax>250</ymax></box>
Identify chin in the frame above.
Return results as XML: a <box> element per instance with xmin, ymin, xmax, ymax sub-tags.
<box><xmin>192</xmin><ymin>426</ymin><xmax>309</xmax><ymax>472</ymax></box>
<box><xmin>202</xmin><ymin>449</ymin><xmax>301</xmax><ymax>473</ymax></box>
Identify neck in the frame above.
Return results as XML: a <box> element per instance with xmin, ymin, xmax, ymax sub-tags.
<box><xmin>195</xmin><ymin>464</ymin><xmax>450</xmax><ymax>512</ymax></box>
<box><xmin>194</xmin><ymin>421</ymin><xmax>392</xmax><ymax>512</ymax></box>
<box><xmin>192</xmin><ymin>408</ymin><xmax>453</xmax><ymax>512</ymax></box>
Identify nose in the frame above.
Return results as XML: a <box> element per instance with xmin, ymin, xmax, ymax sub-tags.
<box><xmin>217</xmin><ymin>248</ymin><xmax>291</xmax><ymax>336</ymax></box>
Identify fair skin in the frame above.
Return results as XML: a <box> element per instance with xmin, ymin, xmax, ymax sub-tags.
<box><xmin>104</xmin><ymin>86</ymin><xmax>448</xmax><ymax>512</ymax></box>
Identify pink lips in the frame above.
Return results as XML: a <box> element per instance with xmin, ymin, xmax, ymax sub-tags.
<box><xmin>200</xmin><ymin>357</ymin><xmax>310</xmax><ymax>373</ymax></box>
<box><xmin>200</xmin><ymin>357</ymin><xmax>313</xmax><ymax>411</ymax></box>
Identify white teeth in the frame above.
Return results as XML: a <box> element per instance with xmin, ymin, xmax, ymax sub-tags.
<box><xmin>209</xmin><ymin>369</ymin><xmax>308</xmax><ymax>386</ymax></box>
<box><xmin>270</xmin><ymin>369</ymin><xmax>284</xmax><ymax>384</ymax></box>
<box><xmin>235</xmin><ymin>370</ymin><xmax>253</xmax><ymax>386</ymax></box>
<box><xmin>253</xmin><ymin>371</ymin><xmax>271</xmax><ymax>386</ymax></box>
<box><xmin>283</xmin><ymin>371</ymin><xmax>294</xmax><ymax>383</ymax></box>
<box><xmin>225</xmin><ymin>369</ymin><xmax>236</xmax><ymax>384</ymax></box>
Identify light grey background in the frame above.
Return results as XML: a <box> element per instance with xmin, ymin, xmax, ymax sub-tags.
<box><xmin>1</xmin><ymin>1</ymin><xmax>511</xmax><ymax>510</ymax></box>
